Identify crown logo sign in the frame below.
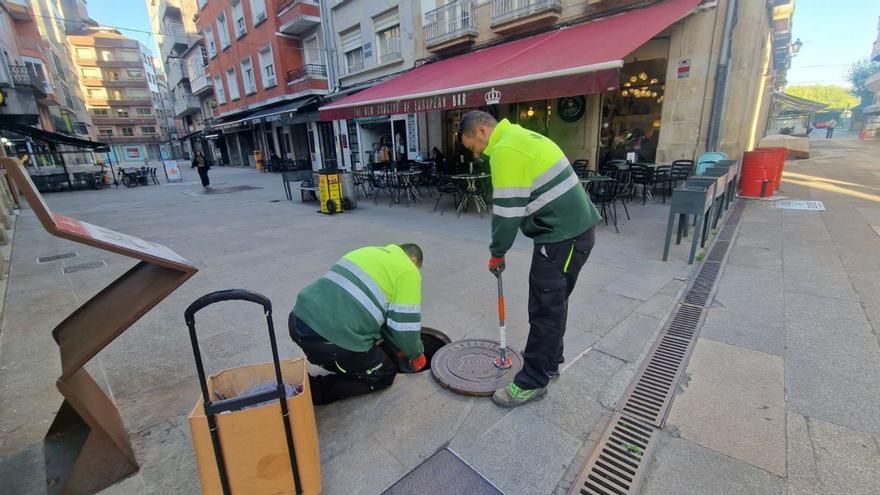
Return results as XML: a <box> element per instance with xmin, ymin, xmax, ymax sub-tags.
<box><xmin>484</xmin><ymin>87</ymin><xmax>501</xmax><ymax>106</ymax></box>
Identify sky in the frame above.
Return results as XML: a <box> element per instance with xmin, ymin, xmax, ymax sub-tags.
<box><xmin>86</xmin><ymin>0</ymin><xmax>160</xmax><ymax>57</ymax></box>
<box><xmin>787</xmin><ymin>0</ymin><xmax>879</xmax><ymax>88</ymax></box>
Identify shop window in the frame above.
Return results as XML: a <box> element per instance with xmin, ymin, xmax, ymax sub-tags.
<box><xmin>599</xmin><ymin>60</ymin><xmax>666</xmax><ymax>165</ymax></box>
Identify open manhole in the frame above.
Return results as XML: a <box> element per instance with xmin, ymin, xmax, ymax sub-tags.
<box><xmin>431</xmin><ymin>339</ymin><xmax>523</xmax><ymax>396</ymax></box>
<box><xmin>419</xmin><ymin>327</ymin><xmax>451</xmax><ymax>371</ymax></box>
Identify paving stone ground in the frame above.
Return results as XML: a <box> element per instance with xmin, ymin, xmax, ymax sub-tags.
<box><xmin>640</xmin><ymin>131</ymin><xmax>880</xmax><ymax>494</ymax></box>
<box><xmin>0</xmin><ymin>164</ymin><xmax>690</xmax><ymax>494</ymax></box>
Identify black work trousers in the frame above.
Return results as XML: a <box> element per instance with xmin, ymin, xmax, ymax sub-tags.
<box><xmin>289</xmin><ymin>314</ymin><xmax>396</xmax><ymax>405</ymax></box>
<box><xmin>514</xmin><ymin>227</ymin><xmax>595</xmax><ymax>390</ymax></box>
<box><xmin>197</xmin><ymin>166</ymin><xmax>210</xmax><ymax>187</ymax></box>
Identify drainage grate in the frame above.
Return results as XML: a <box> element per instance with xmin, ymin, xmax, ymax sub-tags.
<box><xmin>62</xmin><ymin>260</ymin><xmax>106</xmax><ymax>274</ymax></box>
<box><xmin>773</xmin><ymin>200</ymin><xmax>825</xmax><ymax>211</ymax></box>
<box><xmin>619</xmin><ymin>303</ymin><xmax>705</xmax><ymax>427</ymax></box>
<box><xmin>569</xmin><ymin>200</ymin><xmax>747</xmax><ymax>495</ymax></box>
<box><xmin>38</xmin><ymin>252</ymin><xmax>78</xmax><ymax>263</ymax></box>
<box><xmin>569</xmin><ymin>414</ymin><xmax>658</xmax><ymax>495</ymax></box>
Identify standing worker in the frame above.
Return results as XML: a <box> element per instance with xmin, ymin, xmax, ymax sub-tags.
<box><xmin>191</xmin><ymin>150</ymin><xmax>211</xmax><ymax>189</ymax></box>
<box><xmin>289</xmin><ymin>244</ymin><xmax>426</xmax><ymax>405</ymax></box>
<box><xmin>826</xmin><ymin>119</ymin><xmax>837</xmax><ymax>139</ymax></box>
<box><xmin>459</xmin><ymin>111</ymin><xmax>601</xmax><ymax>408</ymax></box>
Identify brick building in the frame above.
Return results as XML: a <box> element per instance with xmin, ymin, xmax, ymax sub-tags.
<box><xmin>194</xmin><ymin>0</ymin><xmax>329</xmax><ymax>167</ymax></box>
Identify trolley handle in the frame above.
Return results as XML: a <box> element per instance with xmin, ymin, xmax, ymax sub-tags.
<box><xmin>184</xmin><ymin>288</ymin><xmax>271</xmax><ymax>325</ymax></box>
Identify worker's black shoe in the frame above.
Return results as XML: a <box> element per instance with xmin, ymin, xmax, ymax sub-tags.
<box><xmin>492</xmin><ymin>383</ymin><xmax>547</xmax><ymax>408</ymax></box>
<box><xmin>548</xmin><ymin>370</ymin><xmax>560</xmax><ymax>381</ymax></box>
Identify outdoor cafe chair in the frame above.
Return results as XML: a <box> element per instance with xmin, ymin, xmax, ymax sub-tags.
<box><xmin>628</xmin><ymin>164</ymin><xmax>653</xmax><ymax>205</ymax></box>
<box><xmin>572</xmin><ymin>159</ymin><xmax>590</xmax><ymax>178</ymax></box>
<box><xmin>652</xmin><ymin>165</ymin><xmax>672</xmax><ymax>203</ymax></box>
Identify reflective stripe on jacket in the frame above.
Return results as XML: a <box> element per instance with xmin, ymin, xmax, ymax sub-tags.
<box><xmin>294</xmin><ymin>244</ymin><xmax>424</xmax><ymax>358</ymax></box>
<box><xmin>484</xmin><ymin>119</ymin><xmax>601</xmax><ymax>257</ymax></box>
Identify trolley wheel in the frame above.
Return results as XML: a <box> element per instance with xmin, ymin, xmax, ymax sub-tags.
<box><xmin>326</xmin><ymin>199</ymin><xmax>337</xmax><ymax>214</ymax></box>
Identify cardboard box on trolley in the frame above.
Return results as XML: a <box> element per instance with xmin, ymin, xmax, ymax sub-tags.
<box><xmin>187</xmin><ymin>357</ymin><xmax>322</xmax><ymax>494</ymax></box>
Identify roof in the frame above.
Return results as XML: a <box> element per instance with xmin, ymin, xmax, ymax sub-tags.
<box><xmin>320</xmin><ymin>0</ymin><xmax>700</xmax><ymax>120</ymax></box>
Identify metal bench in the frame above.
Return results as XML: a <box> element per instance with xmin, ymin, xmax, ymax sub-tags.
<box><xmin>282</xmin><ymin>170</ymin><xmax>317</xmax><ymax>202</ymax></box>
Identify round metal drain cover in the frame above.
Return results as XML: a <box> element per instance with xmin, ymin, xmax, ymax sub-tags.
<box><xmin>431</xmin><ymin>339</ymin><xmax>523</xmax><ymax>396</ymax></box>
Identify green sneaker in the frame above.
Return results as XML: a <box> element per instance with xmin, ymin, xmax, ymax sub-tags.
<box><xmin>492</xmin><ymin>382</ymin><xmax>547</xmax><ymax>408</ymax></box>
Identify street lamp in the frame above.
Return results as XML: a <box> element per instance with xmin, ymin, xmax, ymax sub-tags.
<box><xmin>790</xmin><ymin>38</ymin><xmax>803</xmax><ymax>56</ymax></box>
<box><xmin>104</xmin><ymin>130</ymin><xmax>120</xmax><ymax>187</ymax></box>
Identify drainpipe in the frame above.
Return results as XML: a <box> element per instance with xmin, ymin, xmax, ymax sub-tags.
<box><xmin>706</xmin><ymin>0</ymin><xmax>738</xmax><ymax>151</ymax></box>
<box><xmin>319</xmin><ymin>0</ymin><xmax>339</xmax><ymax>91</ymax></box>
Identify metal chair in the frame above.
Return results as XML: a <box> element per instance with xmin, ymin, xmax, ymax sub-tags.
<box><xmin>572</xmin><ymin>159</ymin><xmax>590</xmax><ymax>178</ymax></box>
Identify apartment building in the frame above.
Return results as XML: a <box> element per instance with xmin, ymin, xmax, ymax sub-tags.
<box><xmin>147</xmin><ymin>0</ymin><xmax>205</xmax><ymax>158</ymax></box>
<box><xmin>323</xmin><ymin>0</ymin><xmax>798</xmax><ymax>169</ymax></box>
<box><xmin>69</xmin><ymin>28</ymin><xmax>166</xmax><ymax>162</ymax></box>
<box><xmin>195</xmin><ymin>0</ymin><xmax>329</xmax><ymax>168</ymax></box>
<box><xmin>324</xmin><ymin>0</ymin><xmax>421</xmax><ymax>169</ymax></box>
<box><xmin>0</xmin><ymin>0</ymin><xmax>56</xmax><ymax>133</ymax></box>
<box><xmin>863</xmin><ymin>16</ymin><xmax>880</xmax><ymax>138</ymax></box>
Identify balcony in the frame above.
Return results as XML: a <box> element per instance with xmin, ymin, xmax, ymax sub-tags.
<box><xmin>191</xmin><ymin>71</ymin><xmax>213</xmax><ymax>96</ymax></box>
<box><xmin>491</xmin><ymin>0</ymin><xmax>562</xmax><ymax>34</ymax></box>
<box><xmin>163</xmin><ymin>22</ymin><xmax>191</xmax><ymax>55</ymax></box>
<box><xmin>173</xmin><ymin>94</ymin><xmax>201</xmax><ymax>117</ymax></box>
<box><xmin>92</xmin><ymin>117</ymin><xmax>158</xmax><ymax>126</ymax></box>
<box><xmin>74</xmin><ymin>57</ymin><xmax>143</xmax><ymax>69</ymax></box>
<box><xmin>866</xmin><ymin>71</ymin><xmax>880</xmax><ymax>93</ymax></box>
<box><xmin>425</xmin><ymin>1</ymin><xmax>478</xmax><ymax>53</ymax></box>
<box><xmin>81</xmin><ymin>78</ymin><xmax>148</xmax><ymax>88</ymax></box>
<box><xmin>88</xmin><ymin>97</ymin><xmax>152</xmax><ymax>107</ymax></box>
<box><xmin>7</xmin><ymin>64</ymin><xmax>50</xmax><ymax>97</ymax></box>
<box><xmin>277</xmin><ymin>0</ymin><xmax>321</xmax><ymax>36</ymax></box>
<box><xmin>167</xmin><ymin>59</ymin><xmax>189</xmax><ymax>86</ymax></box>
<box><xmin>286</xmin><ymin>64</ymin><xmax>328</xmax><ymax>94</ymax></box>
<box><xmin>2</xmin><ymin>0</ymin><xmax>32</xmax><ymax>21</ymax></box>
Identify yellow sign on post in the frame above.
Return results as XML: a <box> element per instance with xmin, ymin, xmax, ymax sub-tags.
<box><xmin>318</xmin><ymin>173</ymin><xmax>343</xmax><ymax>214</ymax></box>
<box><xmin>254</xmin><ymin>150</ymin><xmax>263</xmax><ymax>171</ymax></box>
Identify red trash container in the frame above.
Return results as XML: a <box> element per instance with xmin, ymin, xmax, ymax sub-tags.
<box><xmin>755</xmin><ymin>147</ymin><xmax>787</xmax><ymax>190</ymax></box>
<box><xmin>740</xmin><ymin>150</ymin><xmax>777</xmax><ymax>197</ymax></box>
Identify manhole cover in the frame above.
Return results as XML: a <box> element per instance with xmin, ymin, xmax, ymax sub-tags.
<box><xmin>431</xmin><ymin>339</ymin><xmax>523</xmax><ymax>396</ymax></box>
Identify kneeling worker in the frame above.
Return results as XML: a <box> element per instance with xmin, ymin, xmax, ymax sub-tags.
<box><xmin>290</xmin><ymin>244</ymin><xmax>426</xmax><ymax>405</ymax></box>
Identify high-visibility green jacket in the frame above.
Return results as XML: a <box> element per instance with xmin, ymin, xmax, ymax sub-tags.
<box><xmin>485</xmin><ymin>119</ymin><xmax>601</xmax><ymax>257</ymax></box>
<box><xmin>294</xmin><ymin>244</ymin><xmax>424</xmax><ymax>359</ymax></box>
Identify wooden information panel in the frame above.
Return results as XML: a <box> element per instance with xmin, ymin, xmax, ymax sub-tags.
<box><xmin>1</xmin><ymin>158</ymin><xmax>198</xmax><ymax>494</ymax></box>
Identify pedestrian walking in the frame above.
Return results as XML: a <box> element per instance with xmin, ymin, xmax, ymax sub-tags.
<box><xmin>458</xmin><ymin>110</ymin><xmax>602</xmax><ymax>408</ymax></box>
<box><xmin>289</xmin><ymin>243</ymin><xmax>426</xmax><ymax>405</ymax></box>
<box><xmin>826</xmin><ymin>119</ymin><xmax>837</xmax><ymax>139</ymax></box>
<box><xmin>191</xmin><ymin>150</ymin><xmax>211</xmax><ymax>189</ymax></box>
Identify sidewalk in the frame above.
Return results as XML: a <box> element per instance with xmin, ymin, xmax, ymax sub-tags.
<box><xmin>0</xmin><ymin>165</ymin><xmax>693</xmax><ymax>494</ymax></box>
<box><xmin>640</xmin><ymin>133</ymin><xmax>880</xmax><ymax>494</ymax></box>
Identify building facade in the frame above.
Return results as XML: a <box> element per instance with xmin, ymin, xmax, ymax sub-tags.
<box><xmin>194</xmin><ymin>0</ymin><xmax>330</xmax><ymax>168</ymax></box>
<box><xmin>322</xmin><ymin>0</ymin><xmax>796</xmax><ymax>171</ymax></box>
<box><xmin>69</xmin><ymin>28</ymin><xmax>166</xmax><ymax>162</ymax></box>
<box><xmin>863</xmin><ymin>16</ymin><xmax>880</xmax><ymax>138</ymax></box>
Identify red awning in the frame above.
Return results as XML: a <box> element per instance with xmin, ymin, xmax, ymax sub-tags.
<box><xmin>320</xmin><ymin>0</ymin><xmax>700</xmax><ymax>120</ymax></box>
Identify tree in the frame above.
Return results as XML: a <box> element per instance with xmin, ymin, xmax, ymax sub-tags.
<box><xmin>847</xmin><ymin>58</ymin><xmax>880</xmax><ymax>107</ymax></box>
<box><xmin>785</xmin><ymin>85</ymin><xmax>858</xmax><ymax>110</ymax></box>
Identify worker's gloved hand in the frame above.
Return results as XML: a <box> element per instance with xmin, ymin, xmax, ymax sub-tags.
<box><xmin>396</xmin><ymin>352</ymin><xmax>427</xmax><ymax>373</ymax></box>
<box><xmin>488</xmin><ymin>256</ymin><xmax>506</xmax><ymax>275</ymax></box>
<box><xmin>408</xmin><ymin>354</ymin><xmax>427</xmax><ymax>373</ymax></box>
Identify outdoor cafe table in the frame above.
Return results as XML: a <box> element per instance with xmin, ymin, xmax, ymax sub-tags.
<box><xmin>394</xmin><ymin>170</ymin><xmax>423</xmax><ymax>203</ymax></box>
<box><xmin>450</xmin><ymin>172</ymin><xmax>491</xmax><ymax>217</ymax></box>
